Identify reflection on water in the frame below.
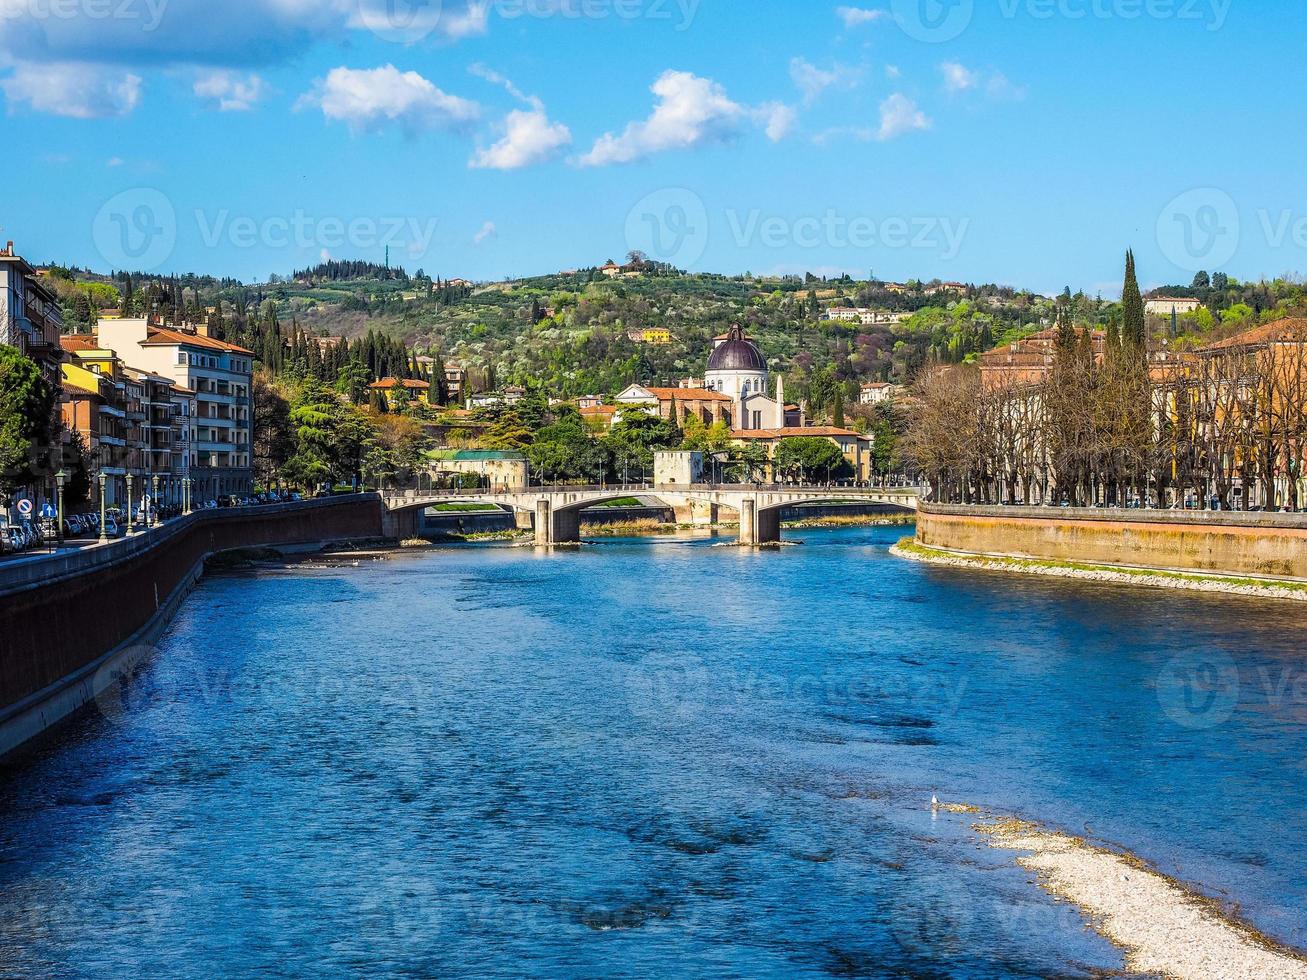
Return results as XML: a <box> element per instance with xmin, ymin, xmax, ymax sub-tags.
<box><xmin>0</xmin><ymin>526</ymin><xmax>1304</xmax><ymax>978</ymax></box>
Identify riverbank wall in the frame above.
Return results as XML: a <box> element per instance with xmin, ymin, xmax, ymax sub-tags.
<box><xmin>0</xmin><ymin>495</ymin><xmax>384</xmax><ymax>760</ymax></box>
<box><xmin>915</xmin><ymin>503</ymin><xmax>1307</xmax><ymax>581</ymax></box>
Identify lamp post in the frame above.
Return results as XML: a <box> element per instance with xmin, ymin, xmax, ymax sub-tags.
<box><xmin>55</xmin><ymin>469</ymin><xmax>67</xmax><ymax>546</ymax></box>
<box><xmin>151</xmin><ymin>475</ymin><xmax>160</xmax><ymax>526</ymax></box>
<box><xmin>125</xmin><ymin>472</ymin><xmax>135</xmax><ymax>535</ymax></box>
<box><xmin>98</xmin><ymin>472</ymin><xmax>109</xmax><ymax>544</ymax></box>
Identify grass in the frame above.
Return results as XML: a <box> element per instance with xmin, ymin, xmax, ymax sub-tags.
<box><xmin>580</xmin><ymin>518</ymin><xmax>678</xmax><ymax>536</ymax></box>
<box><xmin>432</xmin><ymin>502</ymin><xmax>501</xmax><ymax>513</ymax></box>
<box><xmin>895</xmin><ymin>538</ymin><xmax>1307</xmax><ymax>594</ymax></box>
<box><xmin>784</xmin><ymin>514</ymin><xmax>916</xmax><ymax>529</ymax></box>
<box><xmin>589</xmin><ymin>497</ymin><xmax>645</xmax><ymax>508</ymax></box>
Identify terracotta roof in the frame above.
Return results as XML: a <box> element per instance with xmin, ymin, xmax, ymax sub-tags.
<box><xmin>60</xmin><ymin>334</ymin><xmax>102</xmax><ymax>352</ymax></box>
<box><xmin>1198</xmin><ymin>317</ymin><xmax>1307</xmax><ymax>352</ymax></box>
<box><xmin>142</xmin><ymin>327</ymin><xmax>254</xmax><ymax>355</ymax></box>
<box><xmin>370</xmin><ymin>378</ymin><xmax>431</xmax><ymax>390</ymax></box>
<box><xmin>645</xmin><ymin>387</ymin><xmax>733</xmax><ymax>402</ymax></box>
<box><xmin>580</xmin><ymin>405</ymin><xmax>620</xmax><ymax>415</ymax></box>
<box><xmin>61</xmin><ymin>379</ymin><xmax>102</xmax><ymax>398</ymax></box>
<box><xmin>732</xmin><ymin>426</ymin><xmax>866</xmax><ymax>439</ymax></box>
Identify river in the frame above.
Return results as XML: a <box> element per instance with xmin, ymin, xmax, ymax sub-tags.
<box><xmin>1</xmin><ymin>525</ymin><xmax>1305</xmax><ymax>978</ymax></box>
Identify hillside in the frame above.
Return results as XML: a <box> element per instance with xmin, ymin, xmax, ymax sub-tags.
<box><xmin>47</xmin><ymin>260</ymin><xmax>1307</xmax><ymax>411</ymax></box>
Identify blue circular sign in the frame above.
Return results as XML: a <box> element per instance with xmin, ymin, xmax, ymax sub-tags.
<box><xmin>16</xmin><ymin>498</ymin><xmax>33</xmax><ymax>517</ymax></box>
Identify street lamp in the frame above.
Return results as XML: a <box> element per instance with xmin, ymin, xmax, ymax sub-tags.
<box><xmin>125</xmin><ymin>472</ymin><xmax>135</xmax><ymax>535</ymax></box>
<box><xmin>55</xmin><ymin>469</ymin><xmax>67</xmax><ymax>546</ymax></box>
<box><xmin>98</xmin><ymin>471</ymin><xmax>109</xmax><ymax>544</ymax></box>
<box><xmin>151</xmin><ymin>475</ymin><xmax>160</xmax><ymax>526</ymax></box>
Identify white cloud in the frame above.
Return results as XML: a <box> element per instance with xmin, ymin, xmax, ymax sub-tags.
<box><xmin>473</xmin><ymin>221</ymin><xmax>497</xmax><ymax>245</ymax></box>
<box><xmin>759</xmin><ymin>102</ymin><xmax>797</xmax><ymax>142</ymax></box>
<box><xmin>986</xmin><ymin>72</ymin><xmax>1027</xmax><ymax>101</ymax></box>
<box><xmin>940</xmin><ymin>62</ymin><xmax>1027</xmax><ymax>101</ymax></box>
<box><xmin>466</xmin><ymin>65</ymin><xmax>571</xmax><ymax>169</ymax></box>
<box><xmin>194</xmin><ymin>70</ymin><xmax>266</xmax><ymax>111</ymax></box>
<box><xmin>471</xmin><ymin>107</ymin><xmax>571</xmax><ymax>169</ymax></box>
<box><xmin>877</xmin><ymin>93</ymin><xmax>930</xmax><ymax>140</ymax></box>
<box><xmin>789</xmin><ymin>57</ymin><xmax>860</xmax><ymax>105</ymax></box>
<box><xmin>836</xmin><ymin>6</ymin><xmax>887</xmax><ymax>28</ymax></box>
<box><xmin>0</xmin><ymin>61</ymin><xmax>140</xmax><ymax>118</ymax></box>
<box><xmin>885</xmin><ymin>65</ymin><xmax>902</xmax><ymax>79</ymax></box>
<box><xmin>580</xmin><ymin>70</ymin><xmax>788</xmax><ymax>167</ymax></box>
<box><xmin>940</xmin><ymin>61</ymin><xmax>979</xmax><ymax>93</ymax></box>
<box><xmin>106</xmin><ymin>156</ymin><xmax>124</xmax><ymax>167</ymax></box>
<box><xmin>298</xmin><ymin>65</ymin><xmax>480</xmax><ymax>135</ymax></box>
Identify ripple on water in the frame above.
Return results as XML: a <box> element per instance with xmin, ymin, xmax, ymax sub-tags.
<box><xmin>0</xmin><ymin>526</ymin><xmax>1302</xmax><ymax>977</ymax></box>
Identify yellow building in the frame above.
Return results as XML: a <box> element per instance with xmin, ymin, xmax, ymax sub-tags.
<box><xmin>370</xmin><ymin>378</ymin><xmax>431</xmax><ymax>408</ymax></box>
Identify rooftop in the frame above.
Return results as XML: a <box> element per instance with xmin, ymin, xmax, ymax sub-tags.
<box><xmin>1198</xmin><ymin>317</ymin><xmax>1307</xmax><ymax>352</ymax></box>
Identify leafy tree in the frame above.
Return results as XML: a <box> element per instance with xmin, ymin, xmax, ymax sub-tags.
<box><xmin>774</xmin><ymin>437</ymin><xmax>851</xmax><ymax>482</ymax></box>
<box><xmin>252</xmin><ymin>372</ymin><xmax>294</xmax><ymax>488</ymax></box>
<box><xmin>283</xmin><ymin>378</ymin><xmax>374</xmax><ymax>490</ymax></box>
<box><xmin>0</xmin><ymin>345</ymin><xmax>55</xmax><ymax>494</ymax></box>
<box><xmin>528</xmin><ymin>412</ymin><xmax>606</xmax><ymax>482</ymax></box>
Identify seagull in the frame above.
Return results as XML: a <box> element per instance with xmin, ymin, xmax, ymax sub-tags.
<box><xmin>931</xmin><ymin>794</ymin><xmax>940</xmax><ymax>810</ymax></box>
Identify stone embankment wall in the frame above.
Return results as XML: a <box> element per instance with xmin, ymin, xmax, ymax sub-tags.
<box><xmin>916</xmin><ymin>504</ymin><xmax>1307</xmax><ymax>580</ymax></box>
<box><xmin>0</xmin><ymin>496</ymin><xmax>384</xmax><ymax>759</ymax></box>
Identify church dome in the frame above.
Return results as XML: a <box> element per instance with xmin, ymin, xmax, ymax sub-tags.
<box><xmin>707</xmin><ymin>325</ymin><xmax>766</xmax><ymax>373</ymax></box>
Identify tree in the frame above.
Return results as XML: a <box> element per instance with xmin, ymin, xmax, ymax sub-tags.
<box><xmin>1192</xmin><ymin>271</ymin><xmax>1211</xmax><ymax>290</ymax></box>
<box><xmin>528</xmin><ymin>412</ymin><xmax>606</xmax><ymax>483</ymax></box>
<box><xmin>832</xmin><ymin>389</ymin><xmax>845</xmax><ymax>428</ymax></box>
<box><xmin>283</xmin><ymin>378</ymin><xmax>375</xmax><ymax>491</ymax></box>
<box><xmin>1121</xmin><ymin>249</ymin><xmax>1146</xmax><ymax>349</ymax></box>
<box><xmin>0</xmin><ymin>345</ymin><xmax>56</xmax><ymax>494</ymax></box>
<box><xmin>252</xmin><ymin>373</ymin><xmax>293</xmax><ymax>488</ymax></box>
<box><xmin>774</xmin><ymin>437</ymin><xmax>850</xmax><ymax>483</ymax></box>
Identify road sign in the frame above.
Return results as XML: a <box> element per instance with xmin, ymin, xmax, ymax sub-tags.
<box><xmin>40</xmin><ymin>503</ymin><xmax>56</xmax><ymax>520</ymax></box>
<box><xmin>16</xmin><ymin>498</ymin><xmax>33</xmax><ymax>518</ymax></box>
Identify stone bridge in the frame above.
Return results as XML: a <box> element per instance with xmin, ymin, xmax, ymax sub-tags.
<box><xmin>380</xmin><ymin>485</ymin><xmax>920</xmax><ymax>546</ymax></box>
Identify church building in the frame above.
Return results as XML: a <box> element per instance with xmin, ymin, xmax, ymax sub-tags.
<box><xmin>705</xmin><ymin>325</ymin><xmax>793</xmax><ymax>430</ymax></box>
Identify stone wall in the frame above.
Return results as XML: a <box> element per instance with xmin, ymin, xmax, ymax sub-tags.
<box><xmin>916</xmin><ymin>504</ymin><xmax>1307</xmax><ymax>580</ymax></box>
<box><xmin>0</xmin><ymin>496</ymin><xmax>383</xmax><ymax>758</ymax></box>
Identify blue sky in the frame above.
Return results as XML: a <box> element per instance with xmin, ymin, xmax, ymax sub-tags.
<box><xmin>0</xmin><ymin>0</ymin><xmax>1302</xmax><ymax>295</ymax></box>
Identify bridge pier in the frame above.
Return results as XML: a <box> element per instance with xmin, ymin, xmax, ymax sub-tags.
<box><xmin>737</xmin><ymin>499</ymin><xmax>781</xmax><ymax>546</ymax></box>
<box><xmin>534</xmin><ymin>499</ymin><xmax>581</xmax><ymax>546</ymax></box>
<box><xmin>383</xmin><ymin>507</ymin><xmax>422</xmax><ymax>541</ymax></box>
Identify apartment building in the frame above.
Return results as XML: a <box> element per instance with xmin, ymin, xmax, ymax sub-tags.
<box><xmin>0</xmin><ymin>242</ymin><xmax>64</xmax><ymax>388</ymax></box>
<box><xmin>98</xmin><ymin>318</ymin><xmax>254</xmax><ymax>502</ymax></box>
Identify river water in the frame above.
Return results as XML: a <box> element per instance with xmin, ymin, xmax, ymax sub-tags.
<box><xmin>1</xmin><ymin>526</ymin><xmax>1305</xmax><ymax>978</ymax></box>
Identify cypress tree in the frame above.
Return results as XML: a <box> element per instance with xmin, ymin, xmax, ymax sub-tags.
<box><xmin>1121</xmin><ymin>249</ymin><xmax>1146</xmax><ymax>350</ymax></box>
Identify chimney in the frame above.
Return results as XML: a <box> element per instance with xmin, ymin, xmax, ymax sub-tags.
<box><xmin>194</xmin><ymin>321</ymin><xmax>211</xmax><ymax>338</ymax></box>
<box><xmin>2</xmin><ymin>241</ymin><xmax>12</xmax><ymax>257</ymax></box>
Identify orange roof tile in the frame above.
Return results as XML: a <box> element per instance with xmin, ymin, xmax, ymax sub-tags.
<box><xmin>1198</xmin><ymin>317</ymin><xmax>1307</xmax><ymax>352</ymax></box>
<box><xmin>645</xmin><ymin>387</ymin><xmax>732</xmax><ymax>402</ymax></box>
<box><xmin>732</xmin><ymin>426</ymin><xmax>867</xmax><ymax>439</ymax></box>
<box><xmin>60</xmin><ymin>334</ymin><xmax>102</xmax><ymax>351</ymax></box>
<box><xmin>370</xmin><ymin>378</ymin><xmax>431</xmax><ymax>390</ymax></box>
<box><xmin>141</xmin><ymin>327</ymin><xmax>254</xmax><ymax>355</ymax></box>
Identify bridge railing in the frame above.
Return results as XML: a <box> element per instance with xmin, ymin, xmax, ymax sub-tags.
<box><xmin>380</xmin><ymin>483</ymin><xmax>923</xmax><ymax>499</ymax></box>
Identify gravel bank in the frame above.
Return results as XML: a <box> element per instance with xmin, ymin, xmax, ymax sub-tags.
<box><xmin>891</xmin><ymin>540</ymin><xmax>1307</xmax><ymax>603</ymax></box>
<box><xmin>973</xmin><ymin>816</ymin><xmax>1307</xmax><ymax>980</ymax></box>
